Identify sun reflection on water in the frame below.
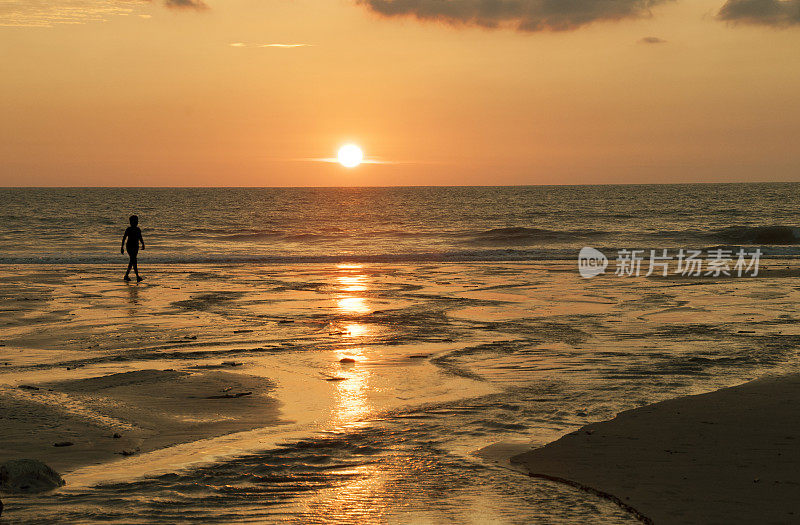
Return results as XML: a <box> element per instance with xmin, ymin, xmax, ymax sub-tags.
<box><xmin>337</xmin><ymin>275</ymin><xmax>368</xmax><ymax>292</ymax></box>
<box><xmin>318</xmin><ymin>359</ymin><xmax>385</xmax><ymax>524</ymax></box>
<box><xmin>336</xmin><ymin>263</ymin><xmax>363</xmax><ymax>270</ymax></box>
<box><xmin>329</xmin><ymin>265</ymin><xmax>375</xmax><ymax>428</ymax></box>
<box><xmin>333</xmin><ymin>264</ymin><xmax>373</xmax><ymax>329</ymax></box>
<box><xmin>342</xmin><ymin>322</ymin><xmax>368</xmax><ymax>338</ymax></box>
<box><xmin>299</xmin><ymin>462</ymin><xmax>393</xmax><ymax>523</ymax></box>
<box><xmin>327</xmin><ymin>264</ymin><xmax>377</xmax><ymax>434</ymax></box>
<box><xmin>337</xmin><ymin>297</ymin><xmax>371</xmax><ymax>314</ymax></box>
<box><xmin>331</xmin><ymin>347</ymin><xmax>371</xmax><ymax>426</ymax></box>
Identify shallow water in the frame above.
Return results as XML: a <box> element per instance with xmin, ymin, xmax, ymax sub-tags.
<box><xmin>3</xmin><ymin>261</ymin><xmax>800</xmax><ymax>523</ymax></box>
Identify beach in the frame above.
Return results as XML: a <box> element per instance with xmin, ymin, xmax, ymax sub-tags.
<box><xmin>2</xmin><ymin>259</ymin><xmax>800</xmax><ymax>522</ymax></box>
<box><xmin>511</xmin><ymin>374</ymin><xmax>800</xmax><ymax>524</ymax></box>
<box><xmin>5</xmin><ymin>0</ymin><xmax>800</xmax><ymax>513</ymax></box>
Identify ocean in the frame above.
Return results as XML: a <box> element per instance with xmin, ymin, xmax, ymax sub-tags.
<box><xmin>2</xmin><ymin>184</ymin><xmax>800</xmax><ymax>523</ymax></box>
<box><xmin>2</xmin><ymin>184</ymin><xmax>800</xmax><ymax>265</ymax></box>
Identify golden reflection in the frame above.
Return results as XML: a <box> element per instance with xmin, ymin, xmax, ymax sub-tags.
<box><xmin>333</xmin><ymin>263</ymin><xmax>372</xmax><ymax>315</ymax></box>
<box><xmin>336</xmin><ymin>275</ymin><xmax>367</xmax><ymax>292</ymax></box>
<box><xmin>298</xmin><ymin>462</ymin><xmax>391</xmax><ymax>522</ymax></box>
<box><xmin>299</xmin><ymin>264</ymin><xmax>390</xmax><ymax>522</ymax></box>
<box><xmin>329</xmin><ymin>263</ymin><xmax>373</xmax><ymax>426</ymax></box>
<box><xmin>331</xmin><ymin>347</ymin><xmax>371</xmax><ymax>426</ymax></box>
<box><xmin>342</xmin><ymin>323</ymin><xmax>369</xmax><ymax>337</ymax></box>
<box><xmin>337</xmin><ymin>297</ymin><xmax>371</xmax><ymax>314</ymax></box>
<box><xmin>336</xmin><ymin>263</ymin><xmax>363</xmax><ymax>270</ymax></box>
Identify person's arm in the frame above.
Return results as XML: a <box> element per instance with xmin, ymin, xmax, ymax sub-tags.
<box><xmin>121</xmin><ymin>230</ymin><xmax>128</xmax><ymax>254</ymax></box>
<box><xmin>139</xmin><ymin>230</ymin><xmax>145</xmax><ymax>250</ymax></box>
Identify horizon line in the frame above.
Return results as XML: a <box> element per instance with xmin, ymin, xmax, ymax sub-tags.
<box><xmin>3</xmin><ymin>181</ymin><xmax>800</xmax><ymax>189</ymax></box>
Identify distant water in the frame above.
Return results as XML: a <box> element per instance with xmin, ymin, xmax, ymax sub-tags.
<box><xmin>2</xmin><ymin>184</ymin><xmax>800</xmax><ymax>264</ymax></box>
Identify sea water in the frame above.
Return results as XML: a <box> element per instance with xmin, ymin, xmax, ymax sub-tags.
<box><xmin>2</xmin><ymin>184</ymin><xmax>800</xmax><ymax>265</ymax></box>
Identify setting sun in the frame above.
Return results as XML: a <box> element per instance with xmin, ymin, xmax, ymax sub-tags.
<box><xmin>337</xmin><ymin>144</ymin><xmax>363</xmax><ymax>168</ymax></box>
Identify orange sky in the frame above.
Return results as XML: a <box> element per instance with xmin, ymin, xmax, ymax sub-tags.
<box><xmin>1</xmin><ymin>0</ymin><xmax>799</xmax><ymax>186</ymax></box>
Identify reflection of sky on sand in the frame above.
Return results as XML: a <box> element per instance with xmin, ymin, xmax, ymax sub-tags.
<box><xmin>449</xmin><ymin>288</ymin><xmax>617</xmax><ymax>321</ymax></box>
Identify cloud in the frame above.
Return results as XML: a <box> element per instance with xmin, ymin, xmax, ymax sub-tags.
<box><xmin>0</xmin><ymin>0</ymin><xmax>134</xmax><ymax>27</ymax></box>
<box><xmin>164</xmin><ymin>0</ymin><xmax>207</xmax><ymax>10</ymax></box>
<box><xmin>356</xmin><ymin>0</ymin><xmax>671</xmax><ymax>32</ymax></box>
<box><xmin>717</xmin><ymin>0</ymin><xmax>800</xmax><ymax>26</ymax></box>
<box><xmin>0</xmin><ymin>0</ymin><xmax>204</xmax><ymax>27</ymax></box>
<box><xmin>229</xmin><ymin>43</ymin><xmax>313</xmax><ymax>48</ymax></box>
<box><xmin>300</xmin><ymin>157</ymin><xmax>397</xmax><ymax>165</ymax></box>
<box><xmin>639</xmin><ymin>35</ymin><xmax>667</xmax><ymax>43</ymax></box>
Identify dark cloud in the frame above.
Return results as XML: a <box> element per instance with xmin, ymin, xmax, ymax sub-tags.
<box><xmin>357</xmin><ymin>0</ymin><xmax>670</xmax><ymax>32</ymax></box>
<box><xmin>639</xmin><ymin>36</ymin><xmax>667</xmax><ymax>43</ymax></box>
<box><xmin>164</xmin><ymin>0</ymin><xmax>208</xmax><ymax>10</ymax></box>
<box><xmin>717</xmin><ymin>0</ymin><xmax>800</xmax><ymax>26</ymax></box>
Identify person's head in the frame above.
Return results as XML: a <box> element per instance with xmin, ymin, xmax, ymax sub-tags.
<box><xmin>129</xmin><ymin>215</ymin><xmax>138</xmax><ymax>226</ymax></box>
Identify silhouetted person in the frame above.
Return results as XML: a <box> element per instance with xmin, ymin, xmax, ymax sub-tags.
<box><xmin>121</xmin><ymin>215</ymin><xmax>145</xmax><ymax>281</ymax></box>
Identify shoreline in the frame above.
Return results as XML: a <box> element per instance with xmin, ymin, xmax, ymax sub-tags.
<box><xmin>511</xmin><ymin>373</ymin><xmax>800</xmax><ymax>524</ymax></box>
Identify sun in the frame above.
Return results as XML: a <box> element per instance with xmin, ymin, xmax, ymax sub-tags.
<box><xmin>337</xmin><ymin>144</ymin><xmax>363</xmax><ymax>168</ymax></box>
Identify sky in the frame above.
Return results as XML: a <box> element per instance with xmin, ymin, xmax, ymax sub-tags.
<box><xmin>1</xmin><ymin>0</ymin><xmax>800</xmax><ymax>186</ymax></box>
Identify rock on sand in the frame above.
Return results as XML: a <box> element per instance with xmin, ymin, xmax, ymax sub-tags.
<box><xmin>0</xmin><ymin>459</ymin><xmax>65</xmax><ymax>494</ymax></box>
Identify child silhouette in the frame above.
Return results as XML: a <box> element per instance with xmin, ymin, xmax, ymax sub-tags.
<box><xmin>121</xmin><ymin>215</ymin><xmax>145</xmax><ymax>282</ymax></box>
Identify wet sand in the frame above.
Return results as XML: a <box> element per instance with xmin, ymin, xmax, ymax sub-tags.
<box><xmin>0</xmin><ymin>368</ymin><xmax>282</xmax><ymax>473</ymax></box>
<box><xmin>3</xmin><ymin>261</ymin><xmax>800</xmax><ymax>522</ymax></box>
<box><xmin>512</xmin><ymin>374</ymin><xmax>800</xmax><ymax>524</ymax></box>
<box><xmin>0</xmin><ymin>263</ymin><xmax>497</xmax><ymax>484</ymax></box>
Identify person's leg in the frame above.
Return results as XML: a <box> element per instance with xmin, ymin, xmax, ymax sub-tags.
<box><xmin>125</xmin><ymin>258</ymin><xmax>133</xmax><ymax>280</ymax></box>
<box><xmin>133</xmin><ymin>256</ymin><xmax>142</xmax><ymax>281</ymax></box>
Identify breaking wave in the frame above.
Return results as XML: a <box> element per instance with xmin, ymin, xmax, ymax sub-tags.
<box><xmin>466</xmin><ymin>227</ymin><xmax>607</xmax><ymax>245</ymax></box>
<box><xmin>709</xmin><ymin>225</ymin><xmax>800</xmax><ymax>245</ymax></box>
